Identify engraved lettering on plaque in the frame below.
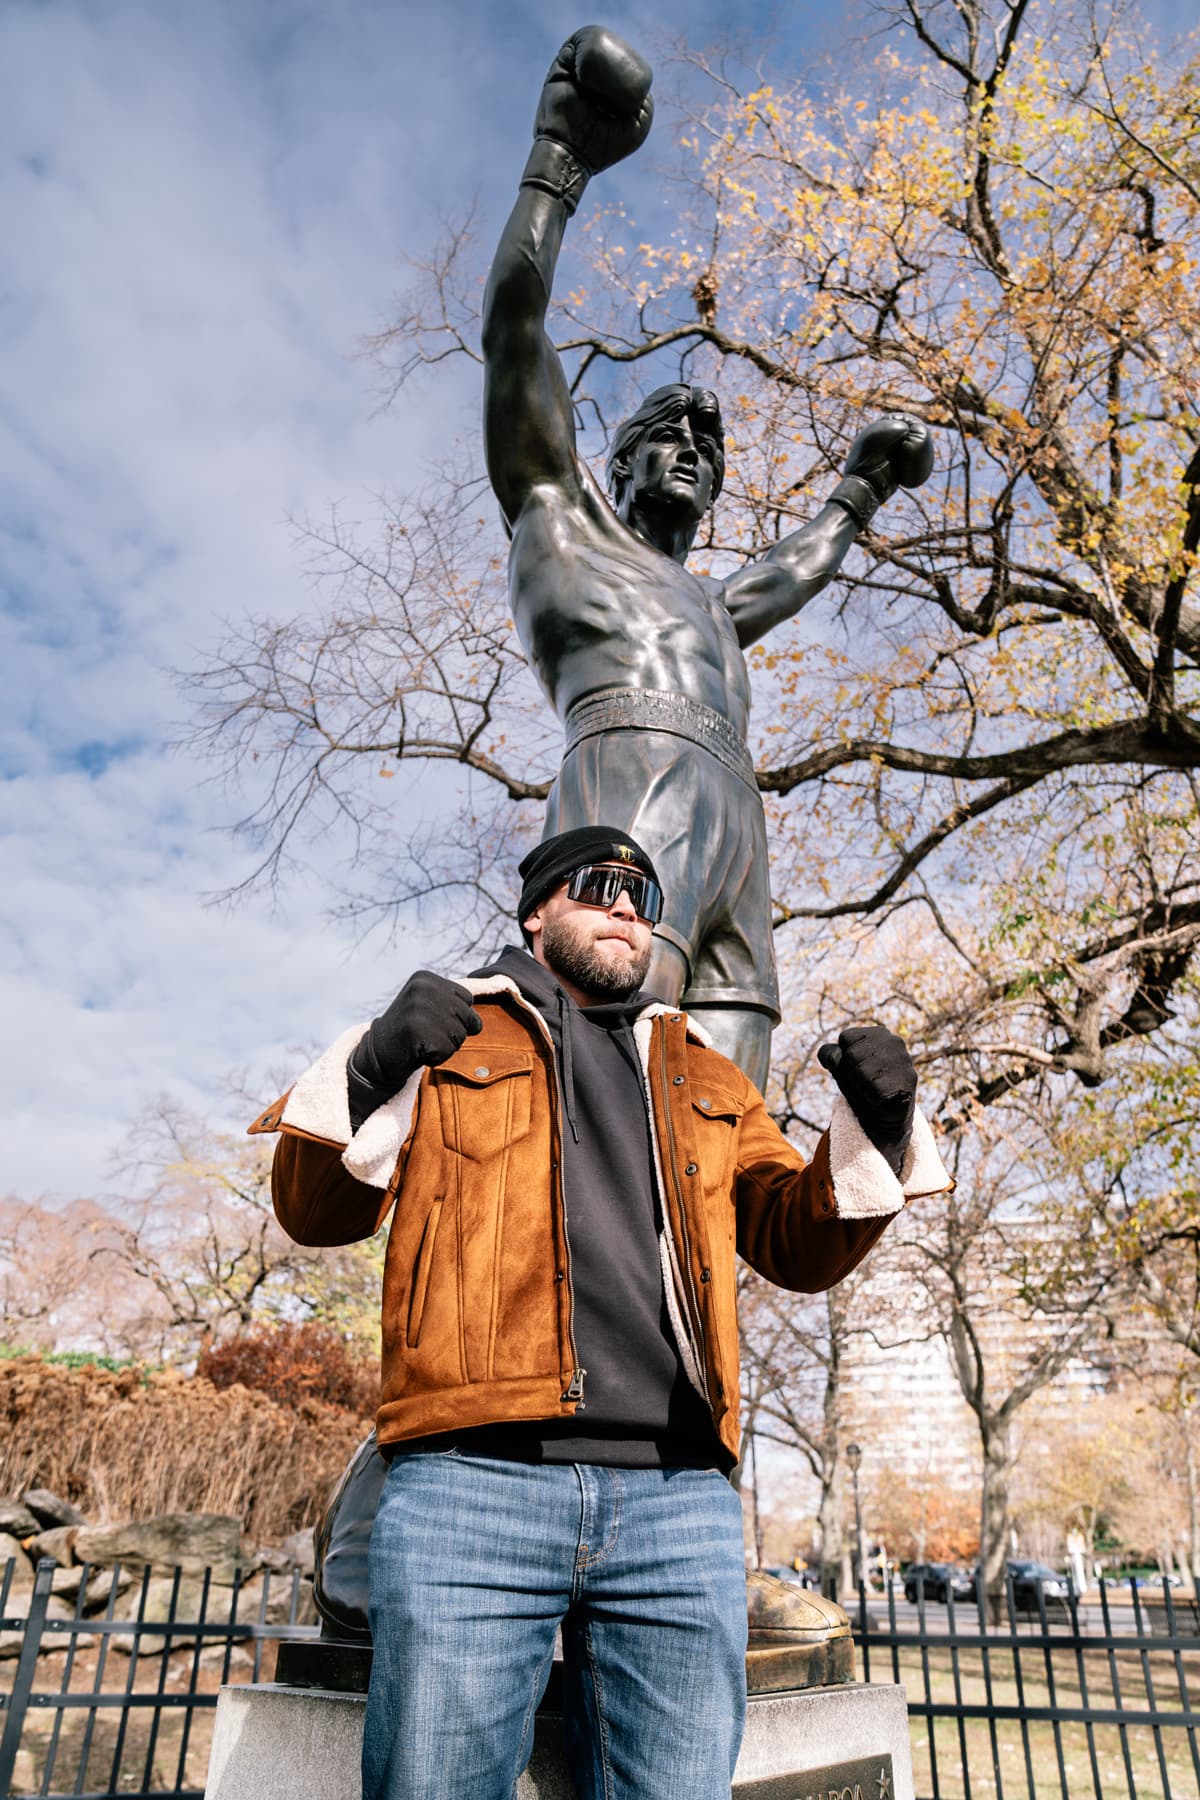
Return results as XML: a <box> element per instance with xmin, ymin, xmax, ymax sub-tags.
<box><xmin>736</xmin><ymin>1751</ymin><xmax>895</xmax><ymax>1800</ymax></box>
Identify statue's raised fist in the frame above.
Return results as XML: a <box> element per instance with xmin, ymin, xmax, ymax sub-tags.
<box><xmin>843</xmin><ymin>414</ymin><xmax>935</xmax><ymax>504</ymax></box>
<box><xmin>534</xmin><ymin>26</ymin><xmax>653</xmax><ymax>177</ymax></box>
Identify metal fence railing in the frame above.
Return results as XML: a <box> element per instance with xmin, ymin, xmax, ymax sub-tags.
<box><xmin>0</xmin><ymin>1556</ymin><xmax>318</xmax><ymax>1799</ymax></box>
<box><xmin>6</xmin><ymin>1553</ymin><xmax>1199</xmax><ymax>1800</ymax></box>
<box><xmin>851</xmin><ymin>1572</ymin><xmax>1200</xmax><ymax>1800</ymax></box>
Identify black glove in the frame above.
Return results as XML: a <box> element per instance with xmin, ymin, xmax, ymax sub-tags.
<box><xmin>818</xmin><ymin>1025</ymin><xmax>917</xmax><ymax>1177</ymax></box>
<box><xmin>348</xmin><ymin>972</ymin><xmax>482</xmax><ymax>1129</ymax></box>
<box><xmin>520</xmin><ymin>27</ymin><xmax>654</xmax><ymax>215</ymax></box>
<box><xmin>830</xmin><ymin>415</ymin><xmax>934</xmax><ymax>528</ymax></box>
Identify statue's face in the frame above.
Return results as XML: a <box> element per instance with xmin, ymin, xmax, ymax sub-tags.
<box><xmin>626</xmin><ymin>411</ymin><xmax>718</xmax><ymax>523</ymax></box>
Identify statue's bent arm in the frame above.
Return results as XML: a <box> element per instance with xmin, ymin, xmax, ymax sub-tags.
<box><xmin>482</xmin><ymin>189</ymin><xmax>581</xmax><ymax>529</ymax></box>
<box><xmin>721</xmin><ymin>502</ymin><xmax>862</xmax><ymax>650</ymax></box>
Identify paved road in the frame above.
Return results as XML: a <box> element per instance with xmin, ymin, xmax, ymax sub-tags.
<box><xmin>845</xmin><ymin>1595</ymin><xmax>1197</xmax><ymax>1638</ymax></box>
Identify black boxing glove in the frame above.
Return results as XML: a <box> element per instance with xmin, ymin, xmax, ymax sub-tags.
<box><xmin>520</xmin><ymin>26</ymin><xmax>654</xmax><ymax>216</ymax></box>
<box><xmin>829</xmin><ymin>415</ymin><xmax>934</xmax><ymax>529</ymax></box>
<box><xmin>818</xmin><ymin>1025</ymin><xmax>917</xmax><ymax>1178</ymax></box>
<box><xmin>347</xmin><ymin>971</ymin><xmax>482</xmax><ymax>1130</ymax></box>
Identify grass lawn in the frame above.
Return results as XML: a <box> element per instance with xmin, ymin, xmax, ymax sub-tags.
<box><xmin>866</xmin><ymin>1639</ymin><xmax>1200</xmax><ymax>1799</ymax></box>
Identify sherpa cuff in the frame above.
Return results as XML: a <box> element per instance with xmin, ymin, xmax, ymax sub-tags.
<box><xmin>827</xmin><ymin>1099</ymin><xmax>953</xmax><ymax>1219</ymax></box>
<box><xmin>279</xmin><ymin>1023</ymin><xmax>423</xmax><ymax>1193</ymax></box>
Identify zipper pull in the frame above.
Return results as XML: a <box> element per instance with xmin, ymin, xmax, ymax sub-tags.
<box><xmin>563</xmin><ymin>1368</ymin><xmax>587</xmax><ymax>1403</ymax></box>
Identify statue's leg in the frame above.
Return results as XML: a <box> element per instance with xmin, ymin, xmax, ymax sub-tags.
<box><xmin>645</xmin><ymin>935</ymin><xmax>689</xmax><ymax>1005</ymax></box>
<box><xmin>679</xmin><ymin>1002</ymin><xmax>774</xmax><ymax>1095</ymax></box>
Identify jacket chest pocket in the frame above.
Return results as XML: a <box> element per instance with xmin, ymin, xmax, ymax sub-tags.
<box><xmin>689</xmin><ymin>1083</ymin><xmax>745</xmax><ymax>1200</ymax></box>
<box><xmin>433</xmin><ymin>1049</ymin><xmax>534</xmax><ymax>1162</ymax></box>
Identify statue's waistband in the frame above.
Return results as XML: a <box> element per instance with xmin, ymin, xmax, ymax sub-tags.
<box><xmin>563</xmin><ymin>688</ymin><xmax>758</xmax><ymax>794</ymax></box>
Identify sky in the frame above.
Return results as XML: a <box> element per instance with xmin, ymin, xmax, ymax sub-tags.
<box><xmin>1</xmin><ymin>0</ymin><xmax>1192</xmax><ymax>1204</ymax></box>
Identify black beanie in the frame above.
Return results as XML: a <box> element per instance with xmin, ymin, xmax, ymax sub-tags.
<box><xmin>517</xmin><ymin>825</ymin><xmax>661</xmax><ymax>941</ymax></box>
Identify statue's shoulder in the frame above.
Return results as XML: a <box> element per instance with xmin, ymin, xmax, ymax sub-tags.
<box><xmin>511</xmin><ymin>459</ymin><xmax>628</xmax><ymax>550</ymax></box>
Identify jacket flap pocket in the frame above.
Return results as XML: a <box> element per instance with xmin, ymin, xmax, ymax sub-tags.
<box><xmin>433</xmin><ymin>1048</ymin><xmax>534</xmax><ymax>1160</ymax></box>
<box><xmin>691</xmin><ymin>1083</ymin><xmax>745</xmax><ymax>1122</ymax></box>
<box><xmin>433</xmin><ymin>1048</ymin><xmax>534</xmax><ymax>1087</ymax></box>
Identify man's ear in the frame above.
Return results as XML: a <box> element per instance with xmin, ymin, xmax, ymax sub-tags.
<box><xmin>524</xmin><ymin>905</ymin><xmax>544</xmax><ymax>941</ymax></box>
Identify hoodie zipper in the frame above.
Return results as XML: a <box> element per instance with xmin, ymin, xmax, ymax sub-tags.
<box><xmin>492</xmin><ymin>987</ymin><xmax>585</xmax><ymax>1409</ymax></box>
<box><xmin>453</xmin><ymin>974</ymin><xmax>693</xmax><ymax>1414</ymax></box>
<box><xmin>658</xmin><ymin>1023</ymin><xmax>710</xmax><ymax>1403</ymax></box>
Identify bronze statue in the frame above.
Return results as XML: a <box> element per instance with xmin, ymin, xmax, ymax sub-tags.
<box><xmin>290</xmin><ymin>25</ymin><xmax>937</xmax><ymax>1695</ymax></box>
<box><xmin>482</xmin><ymin>27</ymin><xmax>934</xmax><ymax>1090</ymax></box>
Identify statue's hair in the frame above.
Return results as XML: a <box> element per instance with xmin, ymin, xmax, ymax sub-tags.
<box><xmin>606</xmin><ymin>384</ymin><xmax>726</xmax><ymax>510</ymax></box>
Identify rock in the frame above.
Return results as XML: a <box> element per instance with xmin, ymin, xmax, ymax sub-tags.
<box><xmin>279</xmin><ymin>1528</ymin><xmax>315</xmax><ymax>1573</ymax></box>
<box><xmin>22</xmin><ymin>1488</ymin><xmax>86</xmax><ymax>1530</ymax></box>
<box><xmin>0</xmin><ymin>1542</ymin><xmax>36</xmax><ymax>1594</ymax></box>
<box><xmin>30</xmin><ymin>1527</ymin><xmax>79</xmax><ymax>1566</ymax></box>
<box><xmin>0</xmin><ymin>1498</ymin><xmax>41</xmax><ymax>1540</ymax></box>
<box><xmin>72</xmin><ymin>1513</ymin><xmax>243</xmax><ymax>1583</ymax></box>
<box><xmin>110</xmin><ymin>1575</ymin><xmax>253</xmax><ymax>1656</ymax></box>
<box><xmin>50</xmin><ymin>1565</ymin><xmax>132</xmax><ymax>1611</ymax></box>
<box><xmin>107</xmin><ymin>1567</ymin><xmax>316</xmax><ymax>1657</ymax></box>
<box><xmin>0</xmin><ymin>1591</ymin><xmax>75</xmax><ymax>1657</ymax></box>
<box><xmin>237</xmin><ymin>1571</ymin><xmax>318</xmax><ymax>1630</ymax></box>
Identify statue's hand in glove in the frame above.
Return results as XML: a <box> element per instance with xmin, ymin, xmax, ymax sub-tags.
<box><xmin>830</xmin><ymin>415</ymin><xmax>934</xmax><ymax>527</ymax></box>
<box><xmin>521</xmin><ymin>27</ymin><xmax>654</xmax><ymax>214</ymax></box>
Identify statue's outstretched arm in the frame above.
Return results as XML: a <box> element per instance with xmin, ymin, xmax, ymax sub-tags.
<box><xmin>482</xmin><ymin>27</ymin><xmax>653</xmax><ymax>529</ymax></box>
<box><xmin>724</xmin><ymin>416</ymin><xmax>934</xmax><ymax>648</ymax></box>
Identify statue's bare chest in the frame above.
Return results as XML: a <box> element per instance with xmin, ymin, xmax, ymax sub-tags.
<box><xmin>509</xmin><ymin>498</ymin><xmax>750</xmax><ymax>724</ymax></box>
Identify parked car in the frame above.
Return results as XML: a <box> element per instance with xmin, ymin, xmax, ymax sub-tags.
<box><xmin>1108</xmin><ymin>1569</ymin><xmax>1183</xmax><ymax>1590</ymax></box>
<box><xmin>903</xmin><ymin>1562</ymin><xmax>976</xmax><ymax>1604</ymax></box>
<box><xmin>1005</xmin><ymin>1560</ymin><xmax>1069</xmax><ymax>1611</ymax></box>
<box><xmin>762</xmin><ymin>1563</ymin><xmax>820</xmax><ymax>1590</ymax></box>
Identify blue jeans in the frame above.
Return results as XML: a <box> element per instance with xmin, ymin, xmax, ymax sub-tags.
<box><xmin>363</xmin><ymin>1452</ymin><xmax>748</xmax><ymax>1800</ymax></box>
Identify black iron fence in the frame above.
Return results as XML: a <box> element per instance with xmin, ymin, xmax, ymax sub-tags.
<box><xmin>851</xmin><ymin>1572</ymin><xmax>1200</xmax><ymax>1800</ymax></box>
<box><xmin>0</xmin><ymin>1556</ymin><xmax>318</xmax><ymax>1799</ymax></box>
<box><xmin>6</xmin><ymin>1553</ymin><xmax>1199</xmax><ymax>1800</ymax></box>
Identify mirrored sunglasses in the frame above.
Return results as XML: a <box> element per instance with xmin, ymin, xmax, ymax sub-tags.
<box><xmin>564</xmin><ymin>863</ymin><xmax>663</xmax><ymax>925</ymax></box>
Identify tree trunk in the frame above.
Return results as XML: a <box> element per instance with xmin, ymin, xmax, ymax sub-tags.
<box><xmin>748</xmin><ymin>1428</ymin><xmax>764</xmax><ymax>1571</ymax></box>
<box><xmin>818</xmin><ymin>1476</ymin><xmax>842</xmax><ymax>1599</ymax></box>
<box><xmin>979</xmin><ymin>1418</ymin><xmax>1013</xmax><ymax>1624</ymax></box>
<box><xmin>1187</xmin><ymin>1428</ymin><xmax>1200</xmax><ymax>1588</ymax></box>
<box><xmin>840</xmin><ymin>1531</ymin><xmax>854</xmax><ymax>1601</ymax></box>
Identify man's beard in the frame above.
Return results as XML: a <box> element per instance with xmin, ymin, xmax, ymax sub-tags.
<box><xmin>540</xmin><ymin>912</ymin><xmax>652</xmax><ymax>1001</ymax></box>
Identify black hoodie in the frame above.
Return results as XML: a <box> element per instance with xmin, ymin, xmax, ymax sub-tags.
<box><xmin>430</xmin><ymin>945</ymin><xmax>724</xmax><ymax>1470</ymax></box>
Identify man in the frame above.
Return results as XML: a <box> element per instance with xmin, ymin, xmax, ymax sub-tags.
<box><xmin>482</xmin><ymin>27</ymin><xmax>935</xmax><ymax>1089</ymax></box>
<box><xmin>253</xmin><ymin>826</ymin><xmax>952</xmax><ymax>1800</ymax></box>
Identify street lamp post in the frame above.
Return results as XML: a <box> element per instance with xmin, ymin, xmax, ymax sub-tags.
<box><xmin>846</xmin><ymin>1442</ymin><xmax>868</xmax><ymax>1597</ymax></box>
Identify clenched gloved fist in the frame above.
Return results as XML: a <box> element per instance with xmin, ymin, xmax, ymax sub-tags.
<box><xmin>521</xmin><ymin>27</ymin><xmax>654</xmax><ymax>216</ymax></box>
<box><xmin>818</xmin><ymin>1025</ymin><xmax>917</xmax><ymax>1178</ymax></box>
<box><xmin>830</xmin><ymin>415</ymin><xmax>934</xmax><ymax>529</ymax></box>
<box><xmin>348</xmin><ymin>971</ymin><xmax>482</xmax><ymax>1128</ymax></box>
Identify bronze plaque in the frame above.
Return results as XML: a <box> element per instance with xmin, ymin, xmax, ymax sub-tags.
<box><xmin>737</xmin><ymin>1752</ymin><xmax>895</xmax><ymax>1800</ymax></box>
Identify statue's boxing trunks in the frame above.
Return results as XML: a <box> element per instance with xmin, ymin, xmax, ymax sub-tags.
<box><xmin>543</xmin><ymin>687</ymin><xmax>780</xmax><ymax>1020</ymax></box>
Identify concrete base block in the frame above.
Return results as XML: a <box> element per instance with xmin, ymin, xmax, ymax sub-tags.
<box><xmin>205</xmin><ymin>1680</ymin><xmax>913</xmax><ymax>1799</ymax></box>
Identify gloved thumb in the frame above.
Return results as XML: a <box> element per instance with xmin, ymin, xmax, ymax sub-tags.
<box><xmin>817</xmin><ymin>1042</ymin><xmax>842</xmax><ymax>1077</ymax></box>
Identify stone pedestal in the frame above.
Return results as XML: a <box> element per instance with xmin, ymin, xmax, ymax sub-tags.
<box><xmin>204</xmin><ymin>1679</ymin><xmax>913</xmax><ymax>1799</ymax></box>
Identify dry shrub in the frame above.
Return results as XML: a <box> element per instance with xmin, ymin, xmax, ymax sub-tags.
<box><xmin>0</xmin><ymin>1358</ymin><xmax>372</xmax><ymax>1541</ymax></box>
<box><xmin>196</xmin><ymin>1320</ymin><xmax>378</xmax><ymax>1416</ymax></box>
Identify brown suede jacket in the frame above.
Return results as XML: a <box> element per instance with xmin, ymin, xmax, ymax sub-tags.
<box><xmin>251</xmin><ymin>975</ymin><xmax>951</xmax><ymax>1468</ymax></box>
